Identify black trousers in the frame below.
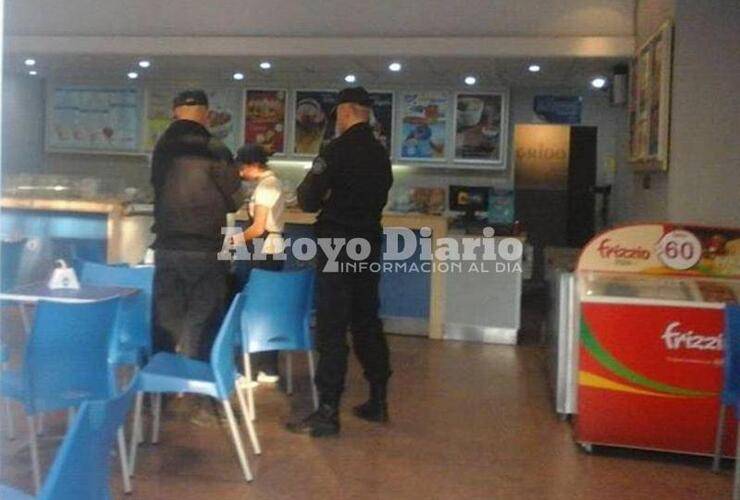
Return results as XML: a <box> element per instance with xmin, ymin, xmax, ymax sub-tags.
<box><xmin>313</xmin><ymin>228</ymin><xmax>391</xmax><ymax>405</ymax></box>
<box><xmin>153</xmin><ymin>249</ymin><xmax>229</xmax><ymax>361</ymax></box>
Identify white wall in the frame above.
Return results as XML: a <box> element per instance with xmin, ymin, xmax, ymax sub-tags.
<box><xmin>621</xmin><ymin>0</ymin><xmax>740</xmax><ymax>227</ymax></box>
<box><xmin>2</xmin><ymin>75</ymin><xmax>45</xmax><ymax>174</ymax></box>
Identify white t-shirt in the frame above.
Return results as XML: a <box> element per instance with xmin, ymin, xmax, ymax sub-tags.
<box><xmin>248</xmin><ymin>170</ymin><xmax>285</xmax><ymax>254</ymax></box>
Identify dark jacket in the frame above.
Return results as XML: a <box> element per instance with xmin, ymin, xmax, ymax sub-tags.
<box><xmin>150</xmin><ymin>119</ymin><xmax>241</xmax><ymax>251</ymax></box>
<box><xmin>297</xmin><ymin>122</ymin><xmax>393</xmax><ymax>235</ymax></box>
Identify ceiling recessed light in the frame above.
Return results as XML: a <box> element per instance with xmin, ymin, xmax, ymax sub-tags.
<box><xmin>528</xmin><ymin>64</ymin><xmax>541</xmax><ymax>73</ymax></box>
<box><xmin>344</xmin><ymin>74</ymin><xmax>357</xmax><ymax>83</ymax></box>
<box><xmin>464</xmin><ymin>75</ymin><xmax>477</xmax><ymax>86</ymax></box>
<box><xmin>388</xmin><ymin>62</ymin><xmax>402</xmax><ymax>72</ymax></box>
<box><xmin>591</xmin><ymin>76</ymin><xmax>607</xmax><ymax>89</ymax></box>
<box><xmin>28</xmin><ymin>70</ymin><xmax>38</xmax><ymax>76</ymax></box>
<box><xmin>24</xmin><ymin>58</ymin><xmax>36</xmax><ymax>67</ymax></box>
<box><xmin>138</xmin><ymin>60</ymin><xmax>151</xmax><ymax>68</ymax></box>
<box><xmin>127</xmin><ymin>72</ymin><xmax>139</xmax><ymax>80</ymax></box>
<box><xmin>233</xmin><ymin>72</ymin><xmax>245</xmax><ymax>81</ymax></box>
<box><xmin>259</xmin><ymin>61</ymin><xmax>272</xmax><ymax>70</ymax></box>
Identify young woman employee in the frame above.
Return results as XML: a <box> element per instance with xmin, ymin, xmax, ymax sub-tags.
<box><xmin>234</xmin><ymin>144</ymin><xmax>285</xmax><ymax>383</ymax></box>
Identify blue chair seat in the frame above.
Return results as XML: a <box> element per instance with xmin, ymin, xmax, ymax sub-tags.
<box><xmin>0</xmin><ymin>484</ymin><xmax>33</xmax><ymax>500</ymax></box>
<box><xmin>0</xmin><ymin>371</ymin><xmax>24</xmax><ymax>400</ymax></box>
<box><xmin>138</xmin><ymin>353</ymin><xmax>219</xmax><ymax>399</ymax></box>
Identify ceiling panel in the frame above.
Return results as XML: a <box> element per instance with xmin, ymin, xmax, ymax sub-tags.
<box><xmin>7</xmin><ymin>0</ymin><xmax>635</xmax><ymax>37</ymax></box>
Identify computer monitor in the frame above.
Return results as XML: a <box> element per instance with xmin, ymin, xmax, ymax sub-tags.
<box><xmin>449</xmin><ymin>185</ymin><xmax>489</xmax><ymax>221</ymax></box>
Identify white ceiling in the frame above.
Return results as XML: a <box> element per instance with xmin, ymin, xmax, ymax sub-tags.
<box><xmin>7</xmin><ymin>0</ymin><xmax>635</xmax><ymax>37</ymax></box>
<box><xmin>4</xmin><ymin>53</ymin><xmax>624</xmax><ymax>90</ymax></box>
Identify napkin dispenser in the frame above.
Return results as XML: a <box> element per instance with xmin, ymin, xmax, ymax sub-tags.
<box><xmin>47</xmin><ymin>259</ymin><xmax>80</xmax><ymax>290</ymax></box>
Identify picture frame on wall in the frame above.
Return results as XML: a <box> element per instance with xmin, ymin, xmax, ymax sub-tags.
<box><xmin>144</xmin><ymin>87</ymin><xmax>241</xmax><ymax>152</ymax></box>
<box><xmin>453</xmin><ymin>91</ymin><xmax>506</xmax><ymax>165</ymax></box>
<box><xmin>629</xmin><ymin>20</ymin><xmax>673</xmax><ymax>171</ymax></box>
<box><xmin>293</xmin><ymin>90</ymin><xmax>339</xmax><ymax>156</ymax></box>
<box><xmin>367</xmin><ymin>91</ymin><xmax>394</xmax><ymax>155</ymax></box>
<box><xmin>244</xmin><ymin>89</ymin><xmax>287</xmax><ymax>155</ymax></box>
<box><xmin>398</xmin><ymin>91</ymin><xmax>449</xmax><ymax>162</ymax></box>
<box><xmin>46</xmin><ymin>85</ymin><xmax>142</xmax><ymax>153</ymax></box>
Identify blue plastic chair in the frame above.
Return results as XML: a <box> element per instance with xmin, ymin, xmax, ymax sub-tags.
<box><xmin>713</xmin><ymin>304</ymin><xmax>740</xmax><ymax>497</ymax></box>
<box><xmin>0</xmin><ymin>381</ymin><xmax>138</xmax><ymax>500</ymax></box>
<box><xmin>129</xmin><ymin>293</ymin><xmax>260</xmax><ymax>483</ymax></box>
<box><xmin>0</xmin><ymin>298</ymin><xmax>131</xmax><ymax>493</ymax></box>
<box><xmin>239</xmin><ymin>268</ymin><xmax>318</xmax><ymax>421</ymax></box>
<box><xmin>80</xmin><ymin>262</ymin><xmax>154</xmax><ymax>368</ymax></box>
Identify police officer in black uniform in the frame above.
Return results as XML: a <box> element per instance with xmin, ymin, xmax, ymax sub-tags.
<box><xmin>287</xmin><ymin>87</ymin><xmax>393</xmax><ymax>437</ymax></box>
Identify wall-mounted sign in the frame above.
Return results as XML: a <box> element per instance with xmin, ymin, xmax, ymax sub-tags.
<box><xmin>145</xmin><ymin>87</ymin><xmax>241</xmax><ymax>152</ymax></box>
<box><xmin>514</xmin><ymin>124</ymin><xmax>570</xmax><ymax>190</ymax></box>
<box><xmin>244</xmin><ymin>90</ymin><xmax>287</xmax><ymax>154</ymax></box>
<box><xmin>293</xmin><ymin>90</ymin><xmax>338</xmax><ymax>156</ymax></box>
<box><xmin>399</xmin><ymin>91</ymin><xmax>449</xmax><ymax>161</ymax></box>
<box><xmin>47</xmin><ymin>86</ymin><xmax>141</xmax><ymax>152</ymax></box>
<box><xmin>454</xmin><ymin>92</ymin><xmax>505</xmax><ymax>163</ymax></box>
<box><xmin>533</xmin><ymin>96</ymin><xmax>582</xmax><ymax>125</ymax></box>
<box><xmin>629</xmin><ymin>21</ymin><xmax>673</xmax><ymax>171</ymax></box>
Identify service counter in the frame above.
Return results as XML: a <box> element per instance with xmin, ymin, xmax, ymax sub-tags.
<box><xmin>1</xmin><ymin>198</ymin><xmax>524</xmax><ymax>344</ymax></box>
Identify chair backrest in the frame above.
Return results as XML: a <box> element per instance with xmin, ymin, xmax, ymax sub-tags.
<box><xmin>722</xmin><ymin>304</ymin><xmax>740</xmax><ymax>405</ymax></box>
<box><xmin>80</xmin><ymin>262</ymin><xmax>154</xmax><ymax>354</ymax></box>
<box><xmin>241</xmin><ymin>268</ymin><xmax>315</xmax><ymax>354</ymax></box>
<box><xmin>1</xmin><ymin>238</ymin><xmax>27</xmax><ymax>291</ymax></box>
<box><xmin>23</xmin><ymin>298</ymin><xmax>120</xmax><ymax>414</ymax></box>
<box><xmin>211</xmin><ymin>293</ymin><xmax>245</xmax><ymax>400</ymax></box>
<box><xmin>38</xmin><ymin>381</ymin><xmax>137</xmax><ymax>500</ymax></box>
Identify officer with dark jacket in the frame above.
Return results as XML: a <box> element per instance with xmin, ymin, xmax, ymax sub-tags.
<box><xmin>151</xmin><ymin>90</ymin><xmax>242</xmax><ymax>364</ymax></box>
<box><xmin>287</xmin><ymin>87</ymin><xmax>393</xmax><ymax>437</ymax></box>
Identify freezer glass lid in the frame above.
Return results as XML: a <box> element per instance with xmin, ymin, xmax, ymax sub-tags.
<box><xmin>580</xmin><ymin>273</ymin><xmax>699</xmax><ymax>302</ymax></box>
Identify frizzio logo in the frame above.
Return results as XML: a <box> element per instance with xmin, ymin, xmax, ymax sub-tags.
<box><xmin>596</xmin><ymin>238</ymin><xmax>651</xmax><ymax>260</ymax></box>
<box><xmin>661</xmin><ymin>321</ymin><xmax>723</xmax><ymax>351</ymax></box>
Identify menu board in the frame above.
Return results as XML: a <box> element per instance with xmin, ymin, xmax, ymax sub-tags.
<box><xmin>145</xmin><ymin>87</ymin><xmax>241</xmax><ymax>152</ymax></box>
<box><xmin>399</xmin><ymin>91</ymin><xmax>449</xmax><ymax>161</ymax></box>
<box><xmin>244</xmin><ymin>90</ymin><xmax>287</xmax><ymax>154</ymax></box>
<box><xmin>293</xmin><ymin>90</ymin><xmax>338</xmax><ymax>156</ymax></box>
<box><xmin>47</xmin><ymin>86</ymin><xmax>141</xmax><ymax>152</ymax></box>
<box><xmin>454</xmin><ymin>92</ymin><xmax>504</xmax><ymax>163</ymax></box>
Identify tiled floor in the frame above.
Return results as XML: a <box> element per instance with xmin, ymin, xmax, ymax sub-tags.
<box><xmin>0</xmin><ymin>304</ymin><xmax>734</xmax><ymax>499</ymax></box>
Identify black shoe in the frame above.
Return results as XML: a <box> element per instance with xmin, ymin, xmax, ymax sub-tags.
<box><xmin>353</xmin><ymin>400</ymin><xmax>389</xmax><ymax>423</ymax></box>
<box><xmin>353</xmin><ymin>382</ymin><xmax>389</xmax><ymax>423</ymax></box>
<box><xmin>285</xmin><ymin>403</ymin><xmax>340</xmax><ymax>437</ymax></box>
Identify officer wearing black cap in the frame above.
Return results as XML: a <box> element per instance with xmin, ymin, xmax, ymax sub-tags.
<box><xmin>151</xmin><ymin>90</ymin><xmax>242</xmax><ymax>368</ymax></box>
<box><xmin>287</xmin><ymin>87</ymin><xmax>393</xmax><ymax>437</ymax></box>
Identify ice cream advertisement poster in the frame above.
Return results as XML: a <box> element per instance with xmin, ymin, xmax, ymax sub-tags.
<box><xmin>577</xmin><ymin>223</ymin><xmax>740</xmax><ymax>279</ymax></box>
<box><xmin>145</xmin><ymin>87</ymin><xmax>241</xmax><ymax>152</ymax></box>
<box><xmin>399</xmin><ymin>92</ymin><xmax>449</xmax><ymax>161</ymax></box>
<box><xmin>48</xmin><ymin>86</ymin><xmax>141</xmax><ymax>152</ymax></box>
<box><xmin>244</xmin><ymin>90</ymin><xmax>287</xmax><ymax>154</ymax></box>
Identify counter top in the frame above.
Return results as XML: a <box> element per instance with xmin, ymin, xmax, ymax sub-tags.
<box><xmin>1</xmin><ymin>197</ymin><xmax>125</xmax><ymax>215</ymax></box>
<box><xmin>235</xmin><ymin>208</ymin><xmax>448</xmax><ymax>233</ymax></box>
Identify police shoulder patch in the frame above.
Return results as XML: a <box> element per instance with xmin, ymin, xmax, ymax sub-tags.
<box><xmin>311</xmin><ymin>156</ymin><xmax>328</xmax><ymax>175</ymax></box>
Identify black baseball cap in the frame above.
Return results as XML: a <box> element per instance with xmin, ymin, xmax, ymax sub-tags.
<box><xmin>173</xmin><ymin>90</ymin><xmax>209</xmax><ymax>108</ymax></box>
<box><xmin>331</xmin><ymin>87</ymin><xmax>373</xmax><ymax>116</ymax></box>
<box><xmin>235</xmin><ymin>144</ymin><xmax>270</xmax><ymax>165</ymax></box>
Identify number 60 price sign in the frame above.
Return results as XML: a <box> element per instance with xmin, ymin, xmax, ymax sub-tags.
<box><xmin>656</xmin><ymin>229</ymin><xmax>702</xmax><ymax>270</ymax></box>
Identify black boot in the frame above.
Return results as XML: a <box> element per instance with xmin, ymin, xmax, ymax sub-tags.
<box><xmin>285</xmin><ymin>402</ymin><xmax>340</xmax><ymax>437</ymax></box>
<box><xmin>353</xmin><ymin>383</ymin><xmax>388</xmax><ymax>423</ymax></box>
